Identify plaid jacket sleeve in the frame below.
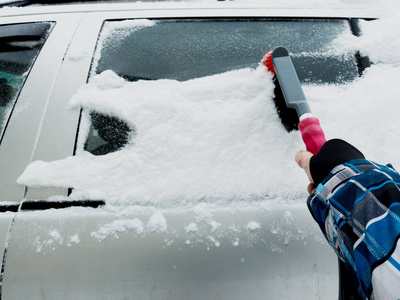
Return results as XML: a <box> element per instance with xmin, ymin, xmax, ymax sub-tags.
<box><xmin>307</xmin><ymin>159</ymin><xmax>400</xmax><ymax>300</ymax></box>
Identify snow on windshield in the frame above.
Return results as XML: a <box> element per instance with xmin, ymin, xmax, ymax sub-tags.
<box><xmin>19</xmin><ymin>66</ymin><xmax>306</xmax><ymax>206</ymax></box>
<box><xmin>17</xmin><ymin>3</ymin><xmax>400</xmax><ymax>211</ymax></box>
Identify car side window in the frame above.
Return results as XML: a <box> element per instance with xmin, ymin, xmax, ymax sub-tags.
<box><xmin>81</xmin><ymin>18</ymin><xmax>360</xmax><ymax>156</ymax></box>
<box><xmin>0</xmin><ymin>22</ymin><xmax>53</xmax><ymax>142</ymax></box>
<box><xmin>84</xmin><ymin>111</ymin><xmax>132</xmax><ymax>156</ymax></box>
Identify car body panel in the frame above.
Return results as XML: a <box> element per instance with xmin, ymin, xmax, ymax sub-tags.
<box><xmin>2</xmin><ymin>205</ymin><xmax>337</xmax><ymax>299</ymax></box>
<box><xmin>0</xmin><ymin>213</ymin><xmax>14</xmax><ymax>278</ymax></box>
<box><xmin>24</xmin><ymin>14</ymin><xmax>103</xmax><ymax>200</ymax></box>
<box><xmin>0</xmin><ymin>13</ymin><xmax>83</xmax><ymax>203</ymax></box>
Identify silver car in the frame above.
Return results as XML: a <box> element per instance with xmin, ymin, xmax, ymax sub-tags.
<box><xmin>0</xmin><ymin>1</ymin><xmax>374</xmax><ymax>299</ymax></box>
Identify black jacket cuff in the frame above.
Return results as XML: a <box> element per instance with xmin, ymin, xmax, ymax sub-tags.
<box><xmin>310</xmin><ymin>139</ymin><xmax>365</xmax><ymax>186</ymax></box>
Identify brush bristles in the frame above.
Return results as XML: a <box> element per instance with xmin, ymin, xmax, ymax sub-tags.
<box><xmin>262</xmin><ymin>51</ymin><xmax>275</xmax><ymax>74</ymax></box>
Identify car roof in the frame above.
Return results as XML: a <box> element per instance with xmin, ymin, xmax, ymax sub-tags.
<box><xmin>0</xmin><ymin>1</ymin><xmax>376</xmax><ymax>19</ymax></box>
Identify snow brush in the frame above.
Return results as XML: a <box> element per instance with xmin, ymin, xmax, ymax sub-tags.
<box><xmin>263</xmin><ymin>47</ymin><xmax>326</xmax><ymax>155</ymax></box>
<box><xmin>264</xmin><ymin>47</ymin><xmax>362</xmax><ymax>300</ymax></box>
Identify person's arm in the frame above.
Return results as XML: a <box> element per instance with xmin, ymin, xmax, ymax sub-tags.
<box><xmin>295</xmin><ymin>139</ymin><xmax>400</xmax><ymax>299</ymax></box>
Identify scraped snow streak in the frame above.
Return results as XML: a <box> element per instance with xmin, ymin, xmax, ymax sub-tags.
<box><xmin>17</xmin><ymin>1</ymin><xmax>400</xmax><ymax>212</ymax></box>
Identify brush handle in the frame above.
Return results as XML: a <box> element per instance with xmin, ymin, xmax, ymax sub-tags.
<box><xmin>298</xmin><ymin>116</ymin><xmax>326</xmax><ymax>155</ymax></box>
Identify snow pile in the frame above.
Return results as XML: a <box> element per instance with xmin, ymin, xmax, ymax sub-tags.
<box><xmin>147</xmin><ymin>212</ymin><xmax>168</xmax><ymax>232</ymax></box>
<box><xmin>17</xmin><ymin>1</ymin><xmax>400</xmax><ymax>211</ymax></box>
<box><xmin>19</xmin><ymin>66</ymin><xmax>306</xmax><ymax>206</ymax></box>
<box><xmin>91</xmin><ymin>218</ymin><xmax>145</xmax><ymax>241</ymax></box>
<box><xmin>246</xmin><ymin>221</ymin><xmax>261</xmax><ymax>231</ymax></box>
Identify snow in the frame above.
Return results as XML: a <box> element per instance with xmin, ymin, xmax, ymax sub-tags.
<box><xmin>207</xmin><ymin>235</ymin><xmax>221</xmax><ymax>248</ymax></box>
<box><xmin>34</xmin><ymin>228</ymin><xmax>64</xmax><ymax>252</ymax></box>
<box><xmin>49</xmin><ymin>229</ymin><xmax>63</xmax><ymax>243</ymax></box>
<box><xmin>146</xmin><ymin>212</ymin><xmax>168</xmax><ymax>232</ymax></box>
<box><xmin>67</xmin><ymin>234</ymin><xmax>80</xmax><ymax>246</ymax></box>
<box><xmin>66</xmin><ymin>48</ymin><xmax>89</xmax><ymax>62</ymax></box>
<box><xmin>246</xmin><ymin>221</ymin><xmax>261</xmax><ymax>231</ymax></box>
<box><xmin>19</xmin><ymin>66</ymin><xmax>301</xmax><ymax>206</ymax></box>
<box><xmin>185</xmin><ymin>223</ymin><xmax>198</xmax><ymax>233</ymax></box>
<box><xmin>15</xmin><ymin>0</ymin><xmax>400</xmax><ymax>214</ymax></box>
<box><xmin>91</xmin><ymin>218</ymin><xmax>145</xmax><ymax>241</ymax></box>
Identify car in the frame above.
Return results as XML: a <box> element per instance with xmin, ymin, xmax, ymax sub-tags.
<box><xmin>0</xmin><ymin>1</ymin><xmax>376</xmax><ymax>299</ymax></box>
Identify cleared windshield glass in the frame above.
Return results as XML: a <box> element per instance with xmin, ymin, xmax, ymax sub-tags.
<box><xmin>0</xmin><ymin>22</ymin><xmax>53</xmax><ymax>142</ymax></box>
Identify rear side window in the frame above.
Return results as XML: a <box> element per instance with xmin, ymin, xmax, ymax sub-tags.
<box><xmin>0</xmin><ymin>22</ymin><xmax>53</xmax><ymax>142</ymax></box>
<box><xmin>82</xmin><ymin>18</ymin><xmax>360</xmax><ymax>156</ymax></box>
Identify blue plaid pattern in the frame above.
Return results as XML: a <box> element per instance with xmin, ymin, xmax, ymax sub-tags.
<box><xmin>307</xmin><ymin>159</ymin><xmax>400</xmax><ymax>299</ymax></box>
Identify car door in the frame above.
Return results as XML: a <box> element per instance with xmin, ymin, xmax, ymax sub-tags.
<box><xmin>0</xmin><ymin>11</ymin><xmax>88</xmax><ymax>299</ymax></box>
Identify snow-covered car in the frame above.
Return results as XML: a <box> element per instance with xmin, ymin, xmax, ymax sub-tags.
<box><xmin>0</xmin><ymin>1</ymin><xmax>384</xmax><ymax>299</ymax></box>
